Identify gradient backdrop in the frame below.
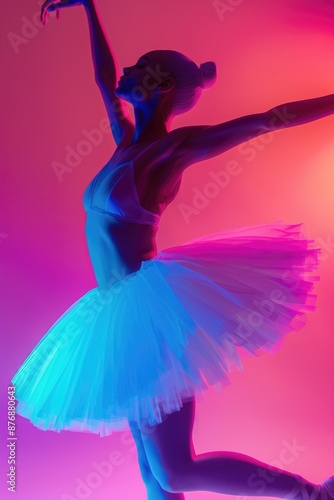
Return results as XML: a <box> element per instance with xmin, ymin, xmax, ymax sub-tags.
<box><xmin>1</xmin><ymin>0</ymin><xmax>334</xmax><ymax>498</ymax></box>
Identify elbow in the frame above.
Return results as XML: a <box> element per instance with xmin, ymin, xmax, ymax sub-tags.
<box><xmin>265</xmin><ymin>105</ymin><xmax>297</xmax><ymax>131</ymax></box>
<box><xmin>265</xmin><ymin>110</ymin><xmax>285</xmax><ymax>131</ymax></box>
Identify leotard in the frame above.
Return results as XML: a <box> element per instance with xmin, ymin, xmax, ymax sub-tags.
<box><xmin>83</xmin><ymin>143</ymin><xmax>161</xmax><ymax>228</ymax></box>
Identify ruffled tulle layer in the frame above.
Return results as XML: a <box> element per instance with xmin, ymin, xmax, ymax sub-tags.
<box><xmin>11</xmin><ymin>221</ymin><xmax>321</xmax><ymax>436</ymax></box>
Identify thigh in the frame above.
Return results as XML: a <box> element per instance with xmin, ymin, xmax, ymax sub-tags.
<box><xmin>139</xmin><ymin>397</ymin><xmax>196</xmax><ymax>481</ymax></box>
<box><xmin>128</xmin><ymin>419</ymin><xmax>155</xmax><ymax>485</ymax></box>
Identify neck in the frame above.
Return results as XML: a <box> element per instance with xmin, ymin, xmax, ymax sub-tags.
<box><xmin>131</xmin><ymin>102</ymin><xmax>172</xmax><ymax>145</ymax></box>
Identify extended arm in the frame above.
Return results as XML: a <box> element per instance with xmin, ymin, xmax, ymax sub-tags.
<box><xmin>83</xmin><ymin>0</ymin><xmax>134</xmax><ymax>146</ymax></box>
<box><xmin>40</xmin><ymin>0</ymin><xmax>134</xmax><ymax>146</ymax></box>
<box><xmin>174</xmin><ymin>92</ymin><xmax>334</xmax><ymax>168</ymax></box>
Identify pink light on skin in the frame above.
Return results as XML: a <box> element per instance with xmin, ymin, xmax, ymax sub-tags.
<box><xmin>3</xmin><ymin>1</ymin><xmax>334</xmax><ymax>499</ymax></box>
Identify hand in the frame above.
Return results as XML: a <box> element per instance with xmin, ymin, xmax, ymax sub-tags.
<box><xmin>40</xmin><ymin>0</ymin><xmax>87</xmax><ymax>25</ymax></box>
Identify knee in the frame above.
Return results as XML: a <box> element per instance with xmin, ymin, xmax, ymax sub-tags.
<box><xmin>154</xmin><ymin>465</ymin><xmax>191</xmax><ymax>493</ymax></box>
<box><xmin>156</xmin><ymin>473</ymin><xmax>182</xmax><ymax>494</ymax></box>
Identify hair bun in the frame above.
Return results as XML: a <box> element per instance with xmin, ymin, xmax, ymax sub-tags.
<box><xmin>199</xmin><ymin>61</ymin><xmax>217</xmax><ymax>89</ymax></box>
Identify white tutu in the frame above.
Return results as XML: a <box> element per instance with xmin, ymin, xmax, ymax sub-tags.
<box><xmin>11</xmin><ymin>221</ymin><xmax>321</xmax><ymax>436</ymax></box>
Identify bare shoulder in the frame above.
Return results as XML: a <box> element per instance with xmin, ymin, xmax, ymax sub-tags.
<box><xmin>150</xmin><ymin>126</ymin><xmax>200</xmax><ymax>168</ymax></box>
<box><xmin>144</xmin><ymin>128</ymin><xmax>193</xmax><ymax>178</ymax></box>
<box><xmin>147</xmin><ymin>126</ymin><xmax>204</xmax><ymax>183</ymax></box>
<box><xmin>159</xmin><ymin>126</ymin><xmax>197</xmax><ymax>153</ymax></box>
<box><xmin>112</xmin><ymin>127</ymin><xmax>192</xmax><ymax>171</ymax></box>
<box><xmin>112</xmin><ymin>127</ymin><xmax>197</xmax><ymax>213</ymax></box>
<box><xmin>155</xmin><ymin>125</ymin><xmax>210</xmax><ymax>169</ymax></box>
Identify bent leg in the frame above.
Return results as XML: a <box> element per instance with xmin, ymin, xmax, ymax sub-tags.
<box><xmin>188</xmin><ymin>451</ymin><xmax>317</xmax><ymax>499</ymax></box>
<box><xmin>128</xmin><ymin>419</ymin><xmax>185</xmax><ymax>500</ymax></box>
<box><xmin>140</xmin><ymin>397</ymin><xmax>319</xmax><ymax>499</ymax></box>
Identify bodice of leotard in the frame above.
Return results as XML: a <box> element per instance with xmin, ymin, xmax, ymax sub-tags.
<box><xmin>83</xmin><ymin>144</ymin><xmax>161</xmax><ymax>228</ymax></box>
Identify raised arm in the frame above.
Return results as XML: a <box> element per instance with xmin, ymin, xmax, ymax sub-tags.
<box><xmin>172</xmin><ymin>92</ymin><xmax>334</xmax><ymax>169</ymax></box>
<box><xmin>41</xmin><ymin>0</ymin><xmax>134</xmax><ymax>147</ymax></box>
<box><xmin>83</xmin><ymin>0</ymin><xmax>134</xmax><ymax>146</ymax></box>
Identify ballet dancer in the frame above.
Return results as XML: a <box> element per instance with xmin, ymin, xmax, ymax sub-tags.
<box><xmin>11</xmin><ymin>1</ymin><xmax>334</xmax><ymax>499</ymax></box>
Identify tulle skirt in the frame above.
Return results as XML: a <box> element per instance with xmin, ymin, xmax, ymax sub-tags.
<box><xmin>11</xmin><ymin>221</ymin><xmax>321</xmax><ymax>436</ymax></box>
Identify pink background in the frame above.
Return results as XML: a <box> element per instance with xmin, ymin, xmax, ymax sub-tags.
<box><xmin>1</xmin><ymin>0</ymin><xmax>334</xmax><ymax>498</ymax></box>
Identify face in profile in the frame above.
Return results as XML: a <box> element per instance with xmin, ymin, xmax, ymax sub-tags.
<box><xmin>115</xmin><ymin>51</ymin><xmax>175</xmax><ymax>106</ymax></box>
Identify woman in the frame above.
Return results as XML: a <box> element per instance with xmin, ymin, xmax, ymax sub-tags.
<box><xmin>11</xmin><ymin>1</ymin><xmax>334</xmax><ymax>499</ymax></box>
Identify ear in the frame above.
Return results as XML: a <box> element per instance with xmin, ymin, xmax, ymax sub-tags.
<box><xmin>154</xmin><ymin>77</ymin><xmax>175</xmax><ymax>93</ymax></box>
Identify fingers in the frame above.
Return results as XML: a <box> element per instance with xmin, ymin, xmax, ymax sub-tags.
<box><xmin>40</xmin><ymin>0</ymin><xmax>52</xmax><ymax>25</ymax></box>
<box><xmin>40</xmin><ymin>0</ymin><xmax>60</xmax><ymax>25</ymax></box>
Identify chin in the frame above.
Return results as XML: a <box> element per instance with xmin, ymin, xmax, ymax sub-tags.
<box><xmin>115</xmin><ymin>86</ymin><xmax>128</xmax><ymax>99</ymax></box>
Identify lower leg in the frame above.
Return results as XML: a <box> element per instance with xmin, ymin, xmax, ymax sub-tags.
<box><xmin>182</xmin><ymin>450</ymin><xmax>319</xmax><ymax>499</ymax></box>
